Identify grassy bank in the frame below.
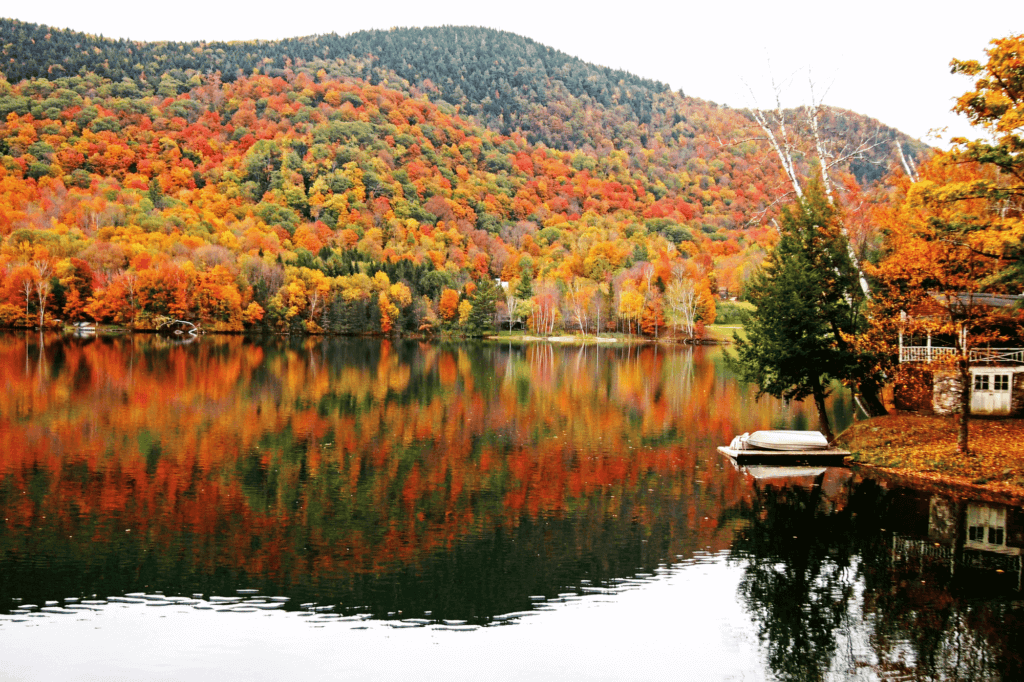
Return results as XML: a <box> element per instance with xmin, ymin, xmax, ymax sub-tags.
<box><xmin>838</xmin><ymin>415</ymin><xmax>1024</xmax><ymax>496</ymax></box>
<box><xmin>488</xmin><ymin>330</ymin><xmax>735</xmax><ymax>345</ymax></box>
<box><xmin>705</xmin><ymin>325</ymin><xmax>746</xmax><ymax>344</ymax></box>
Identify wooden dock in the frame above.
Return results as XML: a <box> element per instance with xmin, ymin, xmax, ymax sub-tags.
<box><xmin>717</xmin><ymin>446</ymin><xmax>850</xmax><ymax>466</ymax></box>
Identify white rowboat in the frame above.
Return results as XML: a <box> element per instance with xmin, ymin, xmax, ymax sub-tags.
<box><xmin>729</xmin><ymin>430</ymin><xmax>830</xmax><ymax>451</ymax></box>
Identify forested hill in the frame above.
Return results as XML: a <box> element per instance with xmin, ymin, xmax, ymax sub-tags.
<box><xmin>0</xmin><ymin>21</ymin><xmax>665</xmax><ymax>141</ymax></box>
<box><xmin>0</xmin><ymin>18</ymin><xmax>924</xmax><ymax>183</ymax></box>
<box><xmin>0</xmin><ymin>18</ymin><xmax>931</xmax><ymax>337</ymax></box>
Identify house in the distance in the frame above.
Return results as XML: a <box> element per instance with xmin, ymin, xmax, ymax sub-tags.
<box><xmin>895</xmin><ymin>293</ymin><xmax>1024</xmax><ymax>416</ymax></box>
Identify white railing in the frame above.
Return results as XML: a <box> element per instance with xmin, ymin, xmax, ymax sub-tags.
<box><xmin>900</xmin><ymin>346</ymin><xmax>957</xmax><ymax>363</ymax></box>
<box><xmin>900</xmin><ymin>346</ymin><xmax>1024</xmax><ymax>364</ymax></box>
<box><xmin>971</xmin><ymin>348</ymin><xmax>1024</xmax><ymax>364</ymax></box>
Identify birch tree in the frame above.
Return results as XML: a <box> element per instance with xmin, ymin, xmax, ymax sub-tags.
<box><xmin>665</xmin><ymin>277</ymin><xmax>699</xmax><ymax>339</ymax></box>
<box><xmin>743</xmin><ymin>71</ymin><xmax>888</xmax><ymax>298</ymax></box>
<box><xmin>567</xmin><ymin>277</ymin><xmax>596</xmax><ymax>335</ymax></box>
<box><xmin>29</xmin><ymin>255</ymin><xmax>52</xmax><ymax>328</ymax></box>
<box><xmin>505</xmin><ymin>288</ymin><xmax>519</xmax><ymax>333</ymax></box>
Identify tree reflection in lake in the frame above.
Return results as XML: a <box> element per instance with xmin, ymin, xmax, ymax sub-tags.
<box><xmin>730</xmin><ymin>466</ymin><xmax>1024</xmax><ymax>681</ymax></box>
<box><xmin>0</xmin><ymin>333</ymin><xmax>818</xmax><ymax>621</ymax></box>
<box><xmin>729</xmin><ymin>468</ymin><xmax>860</xmax><ymax>681</ymax></box>
<box><xmin>1</xmin><ymin>332</ymin><xmax>1023</xmax><ymax>681</ymax></box>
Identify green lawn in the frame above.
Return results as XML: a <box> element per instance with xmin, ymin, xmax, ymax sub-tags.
<box><xmin>705</xmin><ymin>324</ymin><xmax>746</xmax><ymax>344</ymax></box>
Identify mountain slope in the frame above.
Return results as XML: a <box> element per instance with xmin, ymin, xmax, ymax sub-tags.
<box><xmin>0</xmin><ymin>19</ymin><xmax>925</xmax><ymax>182</ymax></box>
<box><xmin>0</xmin><ymin>19</ymin><xmax>929</xmax><ymax>336</ymax></box>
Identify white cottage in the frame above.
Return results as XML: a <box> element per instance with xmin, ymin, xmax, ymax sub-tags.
<box><xmin>896</xmin><ymin>292</ymin><xmax>1024</xmax><ymax>417</ymax></box>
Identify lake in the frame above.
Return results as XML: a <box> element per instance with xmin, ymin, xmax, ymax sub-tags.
<box><xmin>1</xmin><ymin>333</ymin><xmax>1021</xmax><ymax>681</ymax></box>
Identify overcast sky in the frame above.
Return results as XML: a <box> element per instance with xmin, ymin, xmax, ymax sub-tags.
<box><xmin>7</xmin><ymin>1</ymin><xmax>1022</xmax><ymax>145</ymax></box>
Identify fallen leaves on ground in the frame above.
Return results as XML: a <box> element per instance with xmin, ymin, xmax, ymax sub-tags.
<box><xmin>838</xmin><ymin>415</ymin><xmax>1024</xmax><ymax>493</ymax></box>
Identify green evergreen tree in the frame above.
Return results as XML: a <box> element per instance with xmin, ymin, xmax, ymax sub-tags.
<box><xmin>728</xmin><ymin>183</ymin><xmax>881</xmax><ymax>442</ymax></box>
<box><xmin>514</xmin><ymin>271</ymin><xmax>533</xmax><ymax>300</ymax></box>
<box><xmin>466</xmin><ymin>278</ymin><xmax>499</xmax><ymax>337</ymax></box>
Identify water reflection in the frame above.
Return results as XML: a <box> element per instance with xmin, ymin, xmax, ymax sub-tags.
<box><xmin>727</xmin><ymin>464</ymin><xmax>1024</xmax><ymax>681</ymax></box>
<box><xmin>0</xmin><ymin>333</ymin><xmax>833</xmax><ymax>619</ymax></box>
<box><xmin>2</xmin><ymin>333</ymin><xmax>1022</xmax><ymax>680</ymax></box>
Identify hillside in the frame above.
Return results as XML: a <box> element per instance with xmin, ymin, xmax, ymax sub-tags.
<box><xmin>0</xmin><ymin>19</ymin><xmax>929</xmax><ymax>336</ymax></box>
<box><xmin>0</xmin><ymin>19</ymin><xmax>926</xmax><ymax>179</ymax></box>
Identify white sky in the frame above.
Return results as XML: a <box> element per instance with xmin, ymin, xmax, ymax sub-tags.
<box><xmin>7</xmin><ymin>1</ymin><xmax>1023</xmax><ymax>145</ymax></box>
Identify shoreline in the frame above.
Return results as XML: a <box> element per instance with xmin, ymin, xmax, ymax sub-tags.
<box><xmin>8</xmin><ymin>325</ymin><xmax>727</xmax><ymax>345</ymax></box>
<box><xmin>847</xmin><ymin>461</ymin><xmax>1024</xmax><ymax>506</ymax></box>
<box><xmin>837</xmin><ymin>414</ymin><xmax>1024</xmax><ymax>499</ymax></box>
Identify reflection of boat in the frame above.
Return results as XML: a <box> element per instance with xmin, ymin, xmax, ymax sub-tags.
<box><xmin>718</xmin><ymin>430</ymin><xmax>848</xmax><ymax>464</ymax></box>
<box><xmin>743</xmin><ymin>466</ymin><xmax>827</xmax><ymax>481</ymax></box>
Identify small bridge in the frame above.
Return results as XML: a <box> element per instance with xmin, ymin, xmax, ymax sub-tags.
<box><xmin>156</xmin><ymin>319</ymin><xmax>201</xmax><ymax>337</ymax></box>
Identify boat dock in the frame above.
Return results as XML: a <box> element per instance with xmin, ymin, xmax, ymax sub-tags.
<box><xmin>717</xmin><ymin>445</ymin><xmax>850</xmax><ymax>466</ymax></box>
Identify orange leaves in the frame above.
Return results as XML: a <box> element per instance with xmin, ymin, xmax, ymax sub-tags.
<box><xmin>843</xmin><ymin>415</ymin><xmax>1024</xmax><ymax>490</ymax></box>
<box><xmin>0</xmin><ymin>69</ymin><xmax>780</xmax><ymax>338</ymax></box>
<box><xmin>438</xmin><ymin>288</ymin><xmax>460</xmax><ymax>322</ymax></box>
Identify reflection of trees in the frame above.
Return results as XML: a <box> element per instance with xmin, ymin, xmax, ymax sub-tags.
<box><xmin>730</xmin><ymin>478</ymin><xmax>860</xmax><ymax>681</ymax></box>
<box><xmin>1</xmin><ymin>335</ymin><xmax>749</xmax><ymax>618</ymax></box>
<box><xmin>731</xmin><ymin>477</ymin><xmax>1024</xmax><ymax>681</ymax></box>
<box><xmin>854</xmin><ymin>485</ymin><xmax>1024</xmax><ymax>681</ymax></box>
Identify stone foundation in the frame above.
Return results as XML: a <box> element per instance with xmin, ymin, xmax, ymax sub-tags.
<box><xmin>929</xmin><ymin>366</ymin><xmax>1024</xmax><ymax>416</ymax></box>
<box><xmin>932</xmin><ymin>370</ymin><xmax>964</xmax><ymax>416</ymax></box>
<box><xmin>1014</xmin><ymin>372</ymin><xmax>1024</xmax><ymax>417</ymax></box>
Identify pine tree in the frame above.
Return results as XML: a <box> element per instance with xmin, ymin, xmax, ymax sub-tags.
<box><xmin>514</xmin><ymin>271</ymin><xmax>533</xmax><ymax>300</ymax></box>
<box><xmin>728</xmin><ymin>183</ymin><xmax>881</xmax><ymax>442</ymax></box>
<box><xmin>466</xmin><ymin>278</ymin><xmax>499</xmax><ymax>336</ymax></box>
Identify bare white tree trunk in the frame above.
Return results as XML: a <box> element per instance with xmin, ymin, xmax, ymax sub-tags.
<box><xmin>308</xmin><ymin>287</ymin><xmax>321</xmax><ymax>322</ymax></box>
<box><xmin>23</xmin><ymin>279</ymin><xmax>33</xmax><ymax>322</ymax></box>
<box><xmin>567</xmin><ymin>279</ymin><xmax>588</xmax><ymax>334</ymax></box>
<box><xmin>665</xmin><ymin>265</ymin><xmax>700</xmax><ymax>340</ymax></box>
<box><xmin>748</xmin><ymin>75</ymin><xmax>876</xmax><ymax>298</ymax></box>
<box><xmin>32</xmin><ymin>259</ymin><xmax>53</xmax><ymax>328</ymax></box>
<box><xmin>895</xmin><ymin>140</ymin><xmax>919</xmax><ymax>182</ymax></box>
<box><xmin>750</xmin><ymin>104</ymin><xmax>804</xmax><ymax>201</ymax></box>
<box><xmin>505</xmin><ymin>293</ymin><xmax>518</xmax><ymax>333</ymax></box>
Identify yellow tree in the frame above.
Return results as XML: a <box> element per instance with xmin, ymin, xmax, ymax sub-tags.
<box><xmin>947</xmin><ymin>33</ymin><xmax>1024</xmax><ymax>283</ymax></box>
<box><xmin>618</xmin><ymin>286</ymin><xmax>644</xmax><ymax>337</ymax></box>
<box><xmin>871</xmin><ymin>155</ymin><xmax>1022</xmax><ymax>455</ymax></box>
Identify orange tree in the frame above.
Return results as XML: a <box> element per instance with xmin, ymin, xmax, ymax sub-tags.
<box><xmin>869</xmin><ymin>156</ymin><xmax>1021</xmax><ymax>455</ymax></box>
<box><xmin>867</xmin><ymin>34</ymin><xmax>1024</xmax><ymax>455</ymax></box>
<box><xmin>949</xmin><ymin>33</ymin><xmax>1024</xmax><ymax>279</ymax></box>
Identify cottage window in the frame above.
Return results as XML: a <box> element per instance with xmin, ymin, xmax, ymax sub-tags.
<box><xmin>966</xmin><ymin>505</ymin><xmax>1008</xmax><ymax>549</ymax></box>
<box><xmin>994</xmin><ymin>375</ymin><xmax>1010</xmax><ymax>391</ymax></box>
<box><xmin>974</xmin><ymin>374</ymin><xmax>989</xmax><ymax>391</ymax></box>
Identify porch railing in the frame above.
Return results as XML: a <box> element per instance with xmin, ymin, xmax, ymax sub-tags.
<box><xmin>899</xmin><ymin>346</ymin><xmax>1024</xmax><ymax>364</ymax></box>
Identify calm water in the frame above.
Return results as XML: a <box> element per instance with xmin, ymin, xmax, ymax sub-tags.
<box><xmin>0</xmin><ymin>333</ymin><xmax>1021</xmax><ymax>681</ymax></box>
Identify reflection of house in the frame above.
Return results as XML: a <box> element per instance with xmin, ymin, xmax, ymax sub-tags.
<box><xmin>966</xmin><ymin>505</ymin><xmax>1018</xmax><ymax>555</ymax></box>
<box><xmin>896</xmin><ymin>293</ymin><xmax>1024</xmax><ymax>416</ymax></box>
<box><xmin>886</xmin><ymin>488</ymin><xmax>1023</xmax><ymax>591</ymax></box>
